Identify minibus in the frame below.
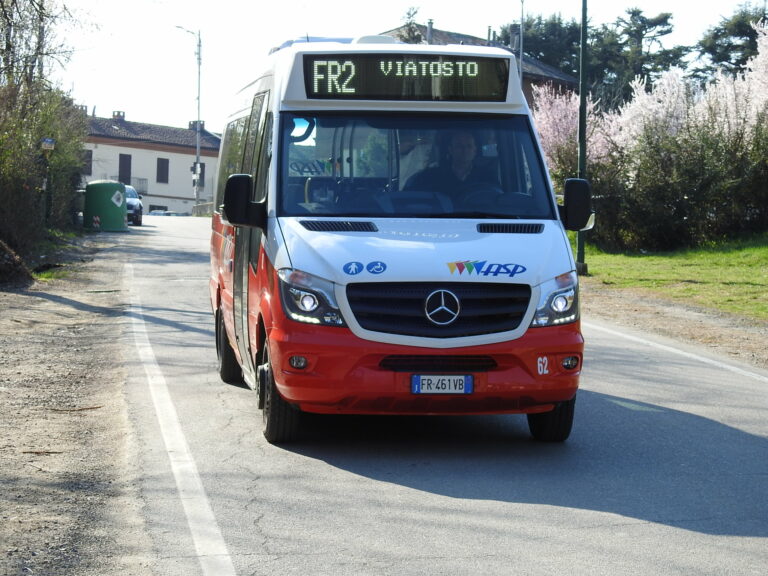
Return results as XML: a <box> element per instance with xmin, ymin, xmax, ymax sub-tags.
<box><xmin>210</xmin><ymin>36</ymin><xmax>593</xmax><ymax>443</ymax></box>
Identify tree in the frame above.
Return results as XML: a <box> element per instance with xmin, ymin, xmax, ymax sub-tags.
<box><xmin>498</xmin><ymin>9</ymin><xmax>690</xmax><ymax>109</ymax></box>
<box><xmin>0</xmin><ymin>0</ymin><xmax>86</xmax><ymax>255</ymax></box>
<box><xmin>587</xmin><ymin>24</ymin><xmax>627</xmax><ymax>109</ymax></box>
<box><xmin>499</xmin><ymin>14</ymin><xmax>582</xmax><ymax>77</ymax></box>
<box><xmin>695</xmin><ymin>2</ymin><xmax>767</xmax><ymax>76</ymax></box>
<box><xmin>590</xmin><ymin>9</ymin><xmax>690</xmax><ymax>108</ymax></box>
<box><xmin>532</xmin><ymin>23</ymin><xmax>768</xmax><ymax>252</ymax></box>
<box><xmin>617</xmin><ymin>9</ymin><xmax>688</xmax><ymax>76</ymax></box>
<box><xmin>0</xmin><ymin>0</ymin><xmax>71</xmax><ymax>91</ymax></box>
<box><xmin>398</xmin><ymin>7</ymin><xmax>422</xmax><ymax>44</ymax></box>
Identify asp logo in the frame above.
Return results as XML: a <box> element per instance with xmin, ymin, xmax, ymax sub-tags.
<box><xmin>447</xmin><ymin>260</ymin><xmax>527</xmax><ymax>278</ymax></box>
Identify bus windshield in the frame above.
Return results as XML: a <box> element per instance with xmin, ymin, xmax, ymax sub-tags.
<box><xmin>279</xmin><ymin>113</ymin><xmax>555</xmax><ymax>219</ymax></box>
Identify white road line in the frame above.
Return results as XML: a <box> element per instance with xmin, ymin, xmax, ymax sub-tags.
<box><xmin>583</xmin><ymin>321</ymin><xmax>768</xmax><ymax>384</ymax></box>
<box><xmin>125</xmin><ymin>264</ymin><xmax>237</xmax><ymax>576</ymax></box>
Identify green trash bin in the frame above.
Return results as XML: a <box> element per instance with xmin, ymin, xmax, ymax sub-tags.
<box><xmin>83</xmin><ymin>180</ymin><xmax>128</xmax><ymax>231</ymax></box>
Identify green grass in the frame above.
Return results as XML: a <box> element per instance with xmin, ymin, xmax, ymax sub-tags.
<box><xmin>32</xmin><ymin>265</ymin><xmax>70</xmax><ymax>281</ymax></box>
<box><xmin>29</xmin><ymin>229</ymin><xmax>79</xmax><ymax>282</ymax></box>
<box><xmin>578</xmin><ymin>232</ymin><xmax>768</xmax><ymax>322</ymax></box>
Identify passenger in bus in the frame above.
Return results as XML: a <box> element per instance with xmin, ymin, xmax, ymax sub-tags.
<box><xmin>404</xmin><ymin>130</ymin><xmax>499</xmax><ymax>201</ymax></box>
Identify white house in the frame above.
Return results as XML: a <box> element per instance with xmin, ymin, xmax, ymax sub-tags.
<box><xmin>83</xmin><ymin>111</ymin><xmax>221</xmax><ymax>214</ymax></box>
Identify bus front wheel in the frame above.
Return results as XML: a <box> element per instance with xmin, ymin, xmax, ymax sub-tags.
<box><xmin>259</xmin><ymin>340</ymin><xmax>301</xmax><ymax>444</ymax></box>
<box><xmin>527</xmin><ymin>396</ymin><xmax>575</xmax><ymax>442</ymax></box>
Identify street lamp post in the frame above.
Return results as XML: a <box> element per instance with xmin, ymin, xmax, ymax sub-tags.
<box><xmin>519</xmin><ymin>1</ymin><xmax>524</xmax><ymax>83</ymax></box>
<box><xmin>176</xmin><ymin>26</ymin><xmax>202</xmax><ymax>205</ymax></box>
<box><xmin>577</xmin><ymin>0</ymin><xmax>588</xmax><ymax>274</ymax></box>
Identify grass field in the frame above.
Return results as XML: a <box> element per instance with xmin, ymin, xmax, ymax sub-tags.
<box><xmin>578</xmin><ymin>232</ymin><xmax>768</xmax><ymax>322</ymax></box>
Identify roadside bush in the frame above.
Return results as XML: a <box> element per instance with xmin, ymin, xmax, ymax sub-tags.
<box><xmin>532</xmin><ymin>23</ymin><xmax>768</xmax><ymax>252</ymax></box>
<box><xmin>0</xmin><ymin>0</ymin><xmax>86</xmax><ymax>260</ymax></box>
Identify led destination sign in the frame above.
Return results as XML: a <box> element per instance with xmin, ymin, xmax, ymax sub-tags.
<box><xmin>304</xmin><ymin>54</ymin><xmax>509</xmax><ymax>101</ymax></box>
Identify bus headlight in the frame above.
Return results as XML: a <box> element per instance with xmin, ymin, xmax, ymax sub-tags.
<box><xmin>278</xmin><ymin>268</ymin><xmax>346</xmax><ymax>326</ymax></box>
<box><xmin>530</xmin><ymin>272</ymin><xmax>579</xmax><ymax>327</ymax></box>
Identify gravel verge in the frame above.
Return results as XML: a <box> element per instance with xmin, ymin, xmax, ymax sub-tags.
<box><xmin>1</xmin><ymin>236</ymin><xmax>151</xmax><ymax>576</ymax></box>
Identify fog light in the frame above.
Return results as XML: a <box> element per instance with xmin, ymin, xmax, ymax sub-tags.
<box><xmin>561</xmin><ymin>356</ymin><xmax>580</xmax><ymax>370</ymax></box>
<box><xmin>289</xmin><ymin>356</ymin><xmax>308</xmax><ymax>369</ymax></box>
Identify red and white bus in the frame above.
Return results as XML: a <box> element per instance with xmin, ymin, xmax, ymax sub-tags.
<box><xmin>210</xmin><ymin>36</ymin><xmax>593</xmax><ymax>443</ymax></box>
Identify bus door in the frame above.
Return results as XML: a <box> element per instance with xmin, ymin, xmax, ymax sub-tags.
<box><xmin>232</xmin><ymin>92</ymin><xmax>269</xmax><ymax>380</ymax></box>
<box><xmin>232</xmin><ymin>224</ymin><xmax>251</xmax><ymax>378</ymax></box>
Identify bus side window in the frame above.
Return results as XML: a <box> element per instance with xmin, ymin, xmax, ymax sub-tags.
<box><xmin>214</xmin><ymin>116</ymin><xmax>248</xmax><ymax>210</ymax></box>
<box><xmin>243</xmin><ymin>93</ymin><xmax>267</xmax><ymax>176</ymax></box>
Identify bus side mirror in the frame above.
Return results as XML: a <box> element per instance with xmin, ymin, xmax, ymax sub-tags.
<box><xmin>222</xmin><ymin>174</ymin><xmax>267</xmax><ymax>230</ymax></box>
<box><xmin>560</xmin><ymin>178</ymin><xmax>595</xmax><ymax>231</ymax></box>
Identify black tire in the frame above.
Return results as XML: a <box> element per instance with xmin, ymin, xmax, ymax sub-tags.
<box><xmin>135</xmin><ymin>212</ymin><xmax>142</xmax><ymax>226</ymax></box>
<box><xmin>260</xmin><ymin>341</ymin><xmax>301</xmax><ymax>444</ymax></box>
<box><xmin>216</xmin><ymin>308</ymin><xmax>242</xmax><ymax>384</ymax></box>
<box><xmin>527</xmin><ymin>396</ymin><xmax>575</xmax><ymax>442</ymax></box>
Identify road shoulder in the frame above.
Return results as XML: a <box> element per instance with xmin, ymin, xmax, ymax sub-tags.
<box><xmin>581</xmin><ymin>275</ymin><xmax>768</xmax><ymax>372</ymax></box>
<box><xmin>0</xmin><ymin>235</ymin><xmax>152</xmax><ymax>576</ymax></box>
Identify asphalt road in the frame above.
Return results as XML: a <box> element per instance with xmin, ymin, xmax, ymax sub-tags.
<box><xmin>120</xmin><ymin>215</ymin><xmax>768</xmax><ymax>576</ymax></box>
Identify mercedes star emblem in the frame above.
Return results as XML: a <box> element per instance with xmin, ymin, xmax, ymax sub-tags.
<box><xmin>424</xmin><ymin>289</ymin><xmax>461</xmax><ymax>326</ymax></box>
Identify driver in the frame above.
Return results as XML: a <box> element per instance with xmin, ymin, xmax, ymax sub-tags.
<box><xmin>404</xmin><ymin>131</ymin><xmax>499</xmax><ymax>199</ymax></box>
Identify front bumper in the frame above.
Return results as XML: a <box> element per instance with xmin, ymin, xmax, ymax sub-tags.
<box><xmin>267</xmin><ymin>320</ymin><xmax>584</xmax><ymax>415</ymax></box>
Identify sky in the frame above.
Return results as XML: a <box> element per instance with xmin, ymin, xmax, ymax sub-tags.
<box><xmin>52</xmin><ymin>0</ymin><xmax>755</xmax><ymax>133</ymax></box>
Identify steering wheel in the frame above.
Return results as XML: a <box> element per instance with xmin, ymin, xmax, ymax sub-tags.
<box><xmin>459</xmin><ymin>183</ymin><xmax>505</xmax><ymax>209</ymax></box>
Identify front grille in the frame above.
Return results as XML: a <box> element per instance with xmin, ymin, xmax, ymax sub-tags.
<box><xmin>346</xmin><ymin>282</ymin><xmax>531</xmax><ymax>338</ymax></box>
<box><xmin>379</xmin><ymin>355</ymin><xmax>498</xmax><ymax>372</ymax></box>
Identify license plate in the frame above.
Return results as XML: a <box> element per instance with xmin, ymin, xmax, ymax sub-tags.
<box><xmin>411</xmin><ymin>374</ymin><xmax>473</xmax><ymax>394</ymax></box>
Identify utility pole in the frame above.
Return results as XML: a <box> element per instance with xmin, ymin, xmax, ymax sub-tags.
<box><xmin>177</xmin><ymin>26</ymin><xmax>202</xmax><ymax>205</ymax></box>
<box><xmin>577</xmin><ymin>0</ymin><xmax>588</xmax><ymax>274</ymax></box>
<box><xmin>519</xmin><ymin>1</ymin><xmax>524</xmax><ymax>82</ymax></box>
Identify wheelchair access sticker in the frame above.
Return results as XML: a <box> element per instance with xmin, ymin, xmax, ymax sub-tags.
<box><xmin>344</xmin><ymin>261</ymin><xmax>387</xmax><ymax>275</ymax></box>
<box><xmin>366</xmin><ymin>261</ymin><xmax>387</xmax><ymax>274</ymax></box>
